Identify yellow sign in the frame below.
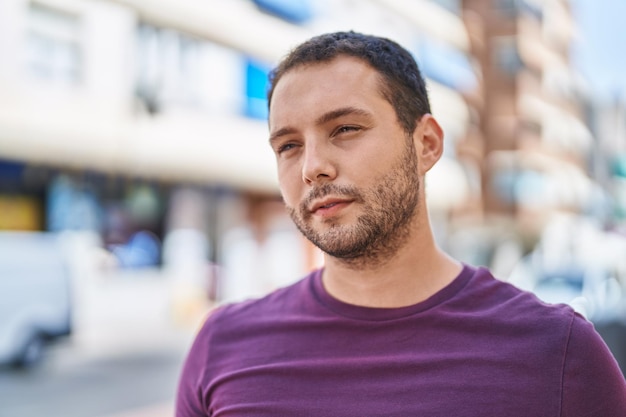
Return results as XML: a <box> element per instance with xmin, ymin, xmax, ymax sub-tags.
<box><xmin>0</xmin><ymin>195</ymin><xmax>42</xmax><ymax>231</ymax></box>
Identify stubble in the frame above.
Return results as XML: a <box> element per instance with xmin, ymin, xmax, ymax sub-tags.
<box><xmin>287</xmin><ymin>136</ymin><xmax>420</xmax><ymax>270</ymax></box>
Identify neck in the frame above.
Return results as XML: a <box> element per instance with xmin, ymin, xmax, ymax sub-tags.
<box><xmin>321</xmin><ymin>217</ymin><xmax>462</xmax><ymax>308</ymax></box>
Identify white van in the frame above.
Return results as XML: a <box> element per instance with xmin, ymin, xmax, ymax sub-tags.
<box><xmin>0</xmin><ymin>231</ymin><xmax>72</xmax><ymax>367</ymax></box>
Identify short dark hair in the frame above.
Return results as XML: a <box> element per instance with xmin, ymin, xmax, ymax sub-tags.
<box><xmin>267</xmin><ymin>31</ymin><xmax>431</xmax><ymax>135</ymax></box>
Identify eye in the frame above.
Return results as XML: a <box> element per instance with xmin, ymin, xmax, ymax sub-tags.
<box><xmin>276</xmin><ymin>142</ymin><xmax>298</xmax><ymax>155</ymax></box>
<box><xmin>333</xmin><ymin>125</ymin><xmax>361</xmax><ymax>136</ymax></box>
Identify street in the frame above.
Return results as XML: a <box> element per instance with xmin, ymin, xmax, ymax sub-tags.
<box><xmin>0</xmin><ymin>260</ymin><xmax>202</xmax><ymax>417</ymax></box>
<box><xmin>0</xmin><ymin>337</ymin><xmax>187</xmax><ymax>417</ymax></box>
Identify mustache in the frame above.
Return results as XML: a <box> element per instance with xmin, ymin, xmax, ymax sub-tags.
<box><xmin>300</xmin><ymin>184</ymin><xmax>363</xmax><ymax>212</ymax></box>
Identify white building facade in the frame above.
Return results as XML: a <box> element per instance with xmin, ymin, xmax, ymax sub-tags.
<box><xmin>0</xmin><ymin>0</ymin><xmax>477</xmax><ymax>304</ymax></box>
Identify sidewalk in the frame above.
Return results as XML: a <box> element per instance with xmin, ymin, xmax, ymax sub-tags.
<box><xmin>69</xmin><ymin>267</ymin><xmax>196</xmax><ymax>417</ymax></box>
<box><xmin>101</xmin><ymin>403</ymin><xmax>174</xmax><ymax>417</ymax></box>
<box><xmin>60</xmin><ymin>238</ymin><xmax>202</xmax><ymax>417</ymax></box>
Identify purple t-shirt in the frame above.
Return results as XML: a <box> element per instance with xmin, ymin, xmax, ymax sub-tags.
<box><xmin>176</xmin><ymin>264</ymin><xmax>626</xmax><ymax>416</ymax></box>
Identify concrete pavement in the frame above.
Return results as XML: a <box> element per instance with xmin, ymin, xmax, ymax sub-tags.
<box><xmin>100</xmin><ymin>403</ymin><xmax>174</xmax><ymax>417</ymax></box>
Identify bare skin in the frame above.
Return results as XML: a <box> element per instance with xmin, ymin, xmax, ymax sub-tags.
<box><xmin>269</xmin><ymin>55</ymin><xmax>462</xmax><ymax>308</ymax></box>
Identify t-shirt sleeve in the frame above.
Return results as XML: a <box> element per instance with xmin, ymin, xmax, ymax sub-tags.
<box><xmin>561</xmin><ymin>313</ymin><xmax>626</xmax><ymax>416</ymax></box>
<box><xmin>176</xmin><ymin>307</ymin><xmax>225</xmax><ymax>417</ymax></box>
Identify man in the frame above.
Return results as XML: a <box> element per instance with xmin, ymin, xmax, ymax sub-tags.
<box><xmin>177</xmin><ymin>31</ymin><xmax>626</xmax><ymax>416</ymax></box>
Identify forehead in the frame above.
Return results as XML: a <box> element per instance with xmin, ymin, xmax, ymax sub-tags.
<box><xmin>268</xmin><ymin>56</ymin><xmax>386</xmax><ymax>126</ymax></box>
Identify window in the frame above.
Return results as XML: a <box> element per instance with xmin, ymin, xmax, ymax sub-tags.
<box><xmin>492</xmin><ymin>36</ymin><xmax>523</xmax><ymax>76</ymax></box>
<box><xmin>417</xmin><ymin>38</ymin><xmax>477</xmax><ymax>92</ymax></box>
<box><xmin>135</xmin><ymin>23</ymin><xmax>204</xmax><ymax>113</ymax></box>
<box><xmin>494</xmin><ymin>0</ymin><xmax>518</xmax><ymax>17</ymax></box>
<box><xmin>24</xmin><ymin>3</ymin><xmax>81</xmax><ymax>85</ymax></box>
<box><xmin>135</xmin><ymin>23</ymin><xmax>252</xmax><ymax>117</ymax></box>
<box><xmin>494</xmin><ymin>0</ymin><xmax>543</xmax><ymax>20</ymax></box>
<box><xmin>519</xmin><ymin>0</ymin><xmax>543</xmax><ymax>20</ymax></box>
<box><xmin>431</xmin><ymin>0</ymin><xmax>461</xmax><ymax>15</ymax></box>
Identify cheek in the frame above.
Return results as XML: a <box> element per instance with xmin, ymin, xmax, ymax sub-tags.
<box><xmin>278</xmin><ymin>165</ymin><xmax>302</xmax><ymax>208</ymax></box>
<box><xmin>359</xmin><ymin>152</ymin><xmax>396</xmax><ymax>181</ymax></box>
<box><xmin>360</xmin><ymin>135</ymin><xmax>401</xmax><ymax>170</ymax></box>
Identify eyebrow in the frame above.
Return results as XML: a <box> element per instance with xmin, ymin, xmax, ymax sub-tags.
<box><xmin>315</xmin><ymin>106</ymin><xmax>372</xmax><ymax>126</ymax></box>
<box><xmin>269</xmin><ymin>106</ymin><xmax>372</xmax><ymax>144</ymax></box>
<box><xmin>269</xmin><ymin>126</ymin><xmax>297</xmax><ymax>145</ymax></box>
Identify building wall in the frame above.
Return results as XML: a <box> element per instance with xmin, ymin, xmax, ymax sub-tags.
<box><xmin>0</xmin><ymin>0</ymin><xmax>481</xmax><ymax>303</ymax></box>
<box><xmin>463</xmin><ymin>0</ymin><xmax>592</xmax><ymax>230</ymax></box>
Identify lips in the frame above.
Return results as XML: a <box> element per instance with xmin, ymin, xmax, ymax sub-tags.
<box><xmin>302</xmin><ymin>185</ymin><xmax>361</xmax><ymax>218</ymax></box>
<box><xmin>310</xmin><ymin>198</ymin><xmax>353</xmax><ymax>214</ymax></box>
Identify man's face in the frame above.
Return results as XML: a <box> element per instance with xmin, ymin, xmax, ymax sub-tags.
<box><xmin>268</xmin><ymin>56</ymin><xmax>422</xmax><ymax>265</ymax></box>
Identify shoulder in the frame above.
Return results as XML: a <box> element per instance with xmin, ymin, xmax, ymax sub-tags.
<box><xmin>560</xmin><ymin>314</ymin><xmax>626</xmax><ymax>415</ymax></box>
<box><xmin>176</xmin><ymin>271</ymin><xmax>317</xmax><ymax>410</ymax></box>
<box><xmin>197</xmin><ymin>270</ymin><xmax>317</xmax><ymax>337</ymax></box>
<box><xmin>450</xmin><ymin>265</ymin><xmax>583</xmax><ymax>362</ymax></box>
<box><xmin>460</xmin><ymin>265</ymin><xmax>575</xmax><ymax>323</ymax></box>
<box><xmin>462</xmin><ymin>265</ymin><xmax>626</xmax><ymax>412</ymax></box>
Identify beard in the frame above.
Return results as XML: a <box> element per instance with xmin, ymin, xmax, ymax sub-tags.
<box><xmin>286</xmin><ymin>136</ymin><xmax>420</xmax><ymax>269</ymax></box>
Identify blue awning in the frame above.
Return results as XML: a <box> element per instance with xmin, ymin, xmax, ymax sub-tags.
<box><xmin>244</xmin><ymin>58</ymin><xmax>271</xmax><ymax>120</ymax></box>
<box><xmin>251</xmin><ymin>0</ymin><xmax>314</xmax><ymax>24</ymax></box>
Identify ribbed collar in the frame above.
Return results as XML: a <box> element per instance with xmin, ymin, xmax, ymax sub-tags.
<box><xmin>310</xmin><ymin>264</ymin><xmax>475</xmax><ymax>321</ymax></box>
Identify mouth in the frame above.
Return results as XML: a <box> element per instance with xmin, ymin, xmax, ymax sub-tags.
<box><xmin>310</xmin><ymin>198</ymin><xmax>354</xmax><ymax>215</ymax></box>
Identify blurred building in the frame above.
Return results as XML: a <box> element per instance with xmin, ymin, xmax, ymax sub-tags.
<box><xmin>0</xmin><ymin>0</ymin><xmax>480</xmax><ymax>305</ymax></box>
<box><xmin>5</xmin><ymin>0</ymin><xmax>625</xmax><ymax>375</ymax></box>
<box><xmin>448</xmin><ymin>0</ymin><xmax>596</xmax><ymax>265</ymax></box>
<box><xmin>587</xmin><ymin>97</ymin><xmax>626</xmax><ymax>224</ymax></box>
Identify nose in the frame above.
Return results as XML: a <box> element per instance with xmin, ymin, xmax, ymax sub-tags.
<box><xmin>302</xmin><ymin>142</ymin><xmax>337</xmax><ymax>185</ymax></box>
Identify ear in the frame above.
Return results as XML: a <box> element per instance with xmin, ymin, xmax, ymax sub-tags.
<box><xmin>413</xmin><ymin>114</ymin><xmax>444</xmax><ymax>175</ymax></box>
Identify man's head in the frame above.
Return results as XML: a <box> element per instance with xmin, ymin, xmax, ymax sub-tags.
<box><xmin>267</xmin><ymin>31</ymin><xmax>431</xmax><ymax>136</ymax></box>
<box><xmin>267</xmin><ymin>31</ymin><xmax>444</xmax><ymax>267</ymax></box>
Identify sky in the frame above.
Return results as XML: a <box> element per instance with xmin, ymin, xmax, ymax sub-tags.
<box><xmin>571</xmin><ymin>0</ymin><xmax>626</xmax><ymax>101</ymax></box>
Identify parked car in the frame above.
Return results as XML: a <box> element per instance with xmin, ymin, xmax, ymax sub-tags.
<box><xmin>0</xmin><ymin>231</ymin><xmax>72</xmax><ymax>367</ymax></box>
